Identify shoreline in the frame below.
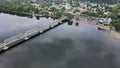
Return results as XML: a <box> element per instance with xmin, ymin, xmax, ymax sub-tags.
<box><xmin>72</xmin><ymin>18</ymin><xmax>120</xmax><ymax>40</ymax></box>
<box><xmin>102</xmin><ymin>30</ymin><xmax>120</xmax><ymax>40</ymax></box>
<box><xmin>0</xmin><ymin>9</ymin><xmax>56</xmax><ymax>18</ymax></box>
<box><xmin>1</xmin><ymin>9</ymin><xmax>120</xmax><ymax>40</ymax></box>
<box><xmin>0</xmin><ymin>9</ymin><xmax>41</xmax><ymax>16</ymax></box>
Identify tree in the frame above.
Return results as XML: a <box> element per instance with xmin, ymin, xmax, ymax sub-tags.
<box><xmin>65</xmin><ymin>13</ymin><xmax>74</xmax><ymax>20</ymax></box>
<box><xmin>111</xmin><ymin>20</ymin><xmax>120</xmax><ymax>32</ymax></box>
<box><xmin>74</xmin><ymin>8</ymin><xmax>80</xmax><ymax>13</ymax></box>
<box><xmin>75</xmin><ymin>15</ymin><xmax>80</xmax><ymax>23</ymax></box>
<box><xmin>56</xmin><ymin>9</ymin><xmax>64</xmax><ymax>18</ymax></box>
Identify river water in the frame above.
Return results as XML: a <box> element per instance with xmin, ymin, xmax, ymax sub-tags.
<box><xmin>0</xmin><ymin>13</ymin><xmax>120</xmax><ymax>68</ymax></box>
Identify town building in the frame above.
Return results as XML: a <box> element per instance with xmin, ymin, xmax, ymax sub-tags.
<box><xmin>99</xmin><ymin>18</ymin><xmax>112</xmax><ymax>26</ymax></box>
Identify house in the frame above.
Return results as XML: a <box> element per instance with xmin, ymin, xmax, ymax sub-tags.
<box><xmin>62</xmin><ymin>3</ymin><xmax>71</xmax><ymax>10</ymax></box>
<box><xmin>80</xmin><ymin>3</ymin><xmax>87</xmax><ymax>9</ymax></box>
<box><xmin>31</xmin><ymin>3</ymin><xmax>40</xmax><ymax>7</ymax></box>
<box><xmin>90</xmin><ymin>3</ymin><xmax>97</xmax><ymax>7</ymax></box>
<box><xmin>104</xmin><ymin>12</ymin><xmax>111</xmax><ymax>15</ymax></box>
<box><xmin>99</xmin><ymin>18</ymin><xmax>112</xmax><ymax>26</ymax></box>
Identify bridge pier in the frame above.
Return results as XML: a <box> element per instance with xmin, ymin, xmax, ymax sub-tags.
<box><xmin>38</xmin><ymin>29</ymin><xmax>43</xmax><ymax>33</ymax></box>
<box><xmin>2</xmin><ymin>45</ymin><xmax>9</xmax><ymax>50</ymax></box>
<box><xmin>49</xmin><ymin>25</ymin><xmax>54</xmax><ymax>28</ymax></box>
<box><xmin>24</xmin><ymin>36</ymin><xmax>29</xmax><ymax>40</ymax></box>
<box><xmin>58</xmin><ymin>21</ymin><xmax>62</xmax><ymax>24</ymax></box>
<box><xmin>0</xmin><ymin>44</ymin><xmax>9</xmax><ymax>50</ymax></box>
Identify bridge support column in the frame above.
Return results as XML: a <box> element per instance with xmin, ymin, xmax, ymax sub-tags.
<box><xmin>24</xmin><ymin>36</ymin><xmax>29</xmax><ymax>40</ymax></box>
<box><xmin>2</xmin><ymin>45</ymin><xmax>9</xmax><ymax>50</ymax></box>
<box><xmin>58</xmin><ymin>21</ymin><xmax>62</xmax><ymax>24</ymax></box>
<box><xmin>39</xmin><ymin>29</ymin><xmax>43</xmax><ymax>33</ymax></box>
<box><xmin>49</xmin><ymin>25</ymin><xmax>54</xmax><ymax>28</ymax></box>
<box><xmin>0</xmin><ymin>44</ymin><xmax>9</xmax><ymax>50</ymax></box>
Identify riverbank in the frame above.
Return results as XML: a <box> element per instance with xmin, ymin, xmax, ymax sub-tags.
<box><xmin>0</xmin><ymin>9</ymin><xmax>63</xmax><ymax>19</ymax></box>
<box><xmin>102</xmin><ymin>30</ymin><xmax>120</xmax><ymax>40</ymax></box>
<box><xmin>0</xmin><ymin>9</ymin><xmax>44</xmax><ymax>17</ymax></box>
<box><xmin>72</xmin><ymin>18</ymin><xmax>120</xmax><ymax>40</ymax></box>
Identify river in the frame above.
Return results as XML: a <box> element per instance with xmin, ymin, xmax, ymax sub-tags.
<box><xmin>0</xmin><ymin>13</ymin><xmax>120</xmax><ymax>68</ymax></box>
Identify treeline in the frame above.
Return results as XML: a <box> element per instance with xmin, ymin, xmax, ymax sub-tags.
<box><xmin>0</xmin><ymin>2</ymin><xmax>40</xmax><ymax>14</ymax></box>
<box><xmin>0</xmin><ymin>2</ymin><xmax>54</xmax><ymax>17</ymax></box>
<box><xmin>78</xmin><ymin>0</ymin><xmax>119</xmax><ymax>4</ymax></box>
<box><xmin>0</xmin><ymin>0</ymin><xmax>28</xmax><ymax>2</ymax></box>
<box><xmin>0</xmin><ymin>2</ymin><xmax>74</xmax><ymax>19</ymax></box>
<box><xmin>109</xmin><ymin>7</ymin><xmax>120</xmax><ymax>32</ymax></box>
<box><xmin>50</xmin><ymin>7</ymin><xmax>74</xmax><ymax>19</ymax></box>
<box><xmin>89</xmin><ymin>0</ymin><xmax>119</xmax><ymax>4</ymax></box>
<box><xmin>0</xmin><ymin>0</ymin><xmax>119</xmax><ymax>4</ymax></box>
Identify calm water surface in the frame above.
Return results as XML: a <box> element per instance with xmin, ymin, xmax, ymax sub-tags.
<box><xmin>0</xmin><ymin>13</ymin><xmax>55</xmax><ymax>42</ymax></box>
<box><xmin>0</xmin><ymin>13</ymin><xmax>120</xmax><ymax>68</ymax></box>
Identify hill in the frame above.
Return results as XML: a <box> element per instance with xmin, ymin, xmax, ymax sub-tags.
<box><xmin>0</xmin><ymin>0</ymin><xmax>119</xmax><ymax>4</ymax></box>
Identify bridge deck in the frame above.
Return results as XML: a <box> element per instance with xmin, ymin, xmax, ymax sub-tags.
<box><xmin>0</xmin><ymin>17</ymin><xmax>67</xmax><ymax>50</ymax></box>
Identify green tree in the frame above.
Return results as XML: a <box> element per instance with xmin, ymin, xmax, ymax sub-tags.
<box><xmin>65</xmin><ymin>13</ymin><xmax>74</xmax><ymax>20</ymax></box>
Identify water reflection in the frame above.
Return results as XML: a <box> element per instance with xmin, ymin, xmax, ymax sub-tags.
<box><xmin>0</xmin><ymin>13</ymin><xmax>120</xmax><ymax>68</ymax></box>
<box><xmin>67</xmin><ymin>21</ymin><xmax>73</xmax><ymax>25</ymax></box>
<box><xmin>67</xmin><ymin>22</ymin><xmax>79</xmax><ymax>27</ymax></box>
<box><xmin>0</xmin><ymin>22</ymin><xmax>120</xmax><ymax>68</ymax></box>
<box><xmin>0</xmin><ymin>13</ymin><xmax>55</xmax><ymax>42</ymax></box>
<box><xmin>35</xmin><ymin>16</ymin><xmax>40</xmax><ymax>20</ymax></box>
<box><xmin>75</xmin><ymin>23</ymin><xmax>79</xmax><ymax>26</ymax></box>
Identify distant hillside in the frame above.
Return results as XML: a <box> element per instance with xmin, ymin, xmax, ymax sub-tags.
<box><xmin>0</xmin><ymin>0</ymin><xmax>119</xmax><ymax>4</ymax></box>
<box><xmin>39</xmin><ymin>0</ymin><xmax>120</xmax><ymax>4</ymax></box>
<box><xmin>84</xmin><ymin>0</ymin><xmax>119</xmax><ymax>4</ymax></box>
<box><xmin>0</xmin><ymin>0</ymin><xmax>28</xmax><ymax>2</ymax></box>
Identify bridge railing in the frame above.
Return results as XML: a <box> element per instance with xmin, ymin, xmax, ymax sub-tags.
<box><xmin>3</xmin><ymin>33</ymin><xmax>24</xmax><ymax>43</ymax></box>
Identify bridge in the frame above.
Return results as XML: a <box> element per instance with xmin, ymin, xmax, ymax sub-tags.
<box><xmin>0</xmin><ymin>17</ymin><xmax>68</xmax><ymax>51</ymax></box>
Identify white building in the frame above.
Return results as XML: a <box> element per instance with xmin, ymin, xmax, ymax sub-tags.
<box><xmin>64</xmin><ymin>3</ymin><xmax>71</xmax><ymax>10</ymax></box>
<box><xmin>90</xmin><ymin>3</ymin><xmax>97</xmax><ymax>7</ymax></box>
<box><xmin>104</xmin><ymin>12</ymin><xmax>110</xmax><ymax>15</ymax></box>
<box><xmin>80</xmin><ymin>3</ymin><xmax>87</xmax><ymax>9</ymax></box>
<box><xmin>99</xmin><ymin>18</ymin><xmax>112</xmax><ymax>26</ymax></box>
